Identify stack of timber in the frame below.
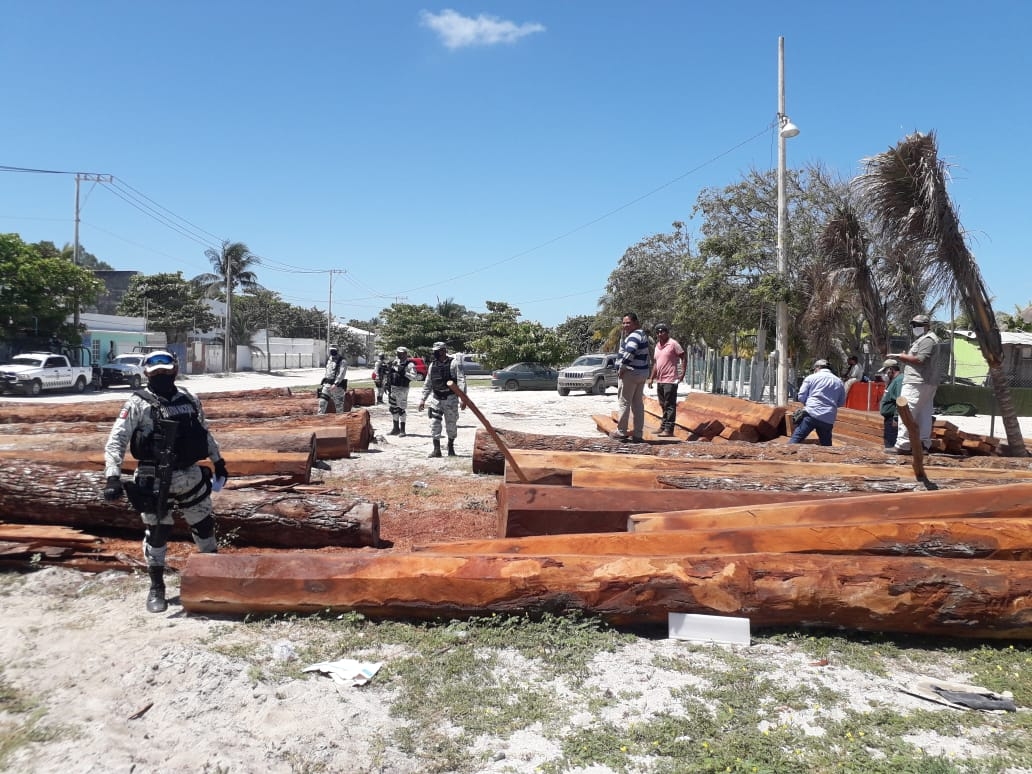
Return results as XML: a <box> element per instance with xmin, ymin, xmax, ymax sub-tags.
<box><xmin>181</xmin><ymin>437</ymin><xmax>1032</xmax><ymax>640</ymax></box>
<box><xmin>0</xmin><ymin>388</ymin><xmax>385</xmax><ymax>568</ymax></box>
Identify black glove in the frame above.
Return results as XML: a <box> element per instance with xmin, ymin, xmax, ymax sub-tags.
<box><xmin>103</xmin><ymin>475</ymin><xmax>124</xmax><ymax>501</ymax></box>
<box><xmin>213</xmin><ymin>459</ymin><xmax>229</xmax><ymax>482</ymax></box>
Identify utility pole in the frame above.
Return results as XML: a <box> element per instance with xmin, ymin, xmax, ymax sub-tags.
<box><xmin>326</xmin><ymin>269</ymin><xmax>344</xmax><ymax>361</ymax></box>
<box><xmin>72</xmin><ymin>172</ymin><xmax>112</xmax><ymax>333</ymax></box>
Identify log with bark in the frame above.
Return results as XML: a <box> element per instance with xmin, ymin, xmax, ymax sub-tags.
<box><xmin>418</xmin><ymin>516</ymin><xmax>1032</xmax><ymax>560</ymax></box>
<box><xmin>472</xmin><ymin>429</ymin><xmax>1032</xmax><ymax>477</ymax></box>
<box><xmin>629</xmin><ymin>481</ymin><xmax>1032</xmax><ymax>532</ymax></box>
<box><xmin>0</xmin><ymin>449</ymin><xmax>313</xmax><ymax>483</ymax></box>
<box><xmin>0</xmin><ymin>463</ymin><xmax>379</xmax><ymax>548</ymax></box>
<box><xmin>179</xmin><ymin>550</ymin><xmax>1032</xmax><ymax>639</ymax></box>
<box><xmin>496</xmin><ymin>483</ymin><xmax>863</xmax><ymax>537</ymax></box>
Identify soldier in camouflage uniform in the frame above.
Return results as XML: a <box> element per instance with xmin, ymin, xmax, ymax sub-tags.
<box><xmin>317</xmin><ymin>346</ymin><xmax>349</xmax><ymax>414</ymax></box>
<box><xmin>102</xmin><ymin>350</ymin><xmax>228</xmax><ymax>613</ymax></box>
<box><xmin>373</xmin><ymin>352</ymin><xmax>389</xmax><ymax>404</ymax></box>
<box><xmin>387</xmin><ymin>346</ymin><xmax>420</xmax><ymax>437</ymax></box>
<box><xmin>418</xmin><ymin>341</ymin><xmax>467</xmax><ymax>457</ymax></box>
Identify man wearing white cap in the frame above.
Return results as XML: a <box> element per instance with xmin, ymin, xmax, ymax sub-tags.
<box><xmin>788</xmin><ymin>359</ymin><xmax>846</xmax><ymax>446</ymax></box>
<box><xmin>887</xmin><ymin>314</ymin><xmax>941</xmax><ymax>454</ymax></box>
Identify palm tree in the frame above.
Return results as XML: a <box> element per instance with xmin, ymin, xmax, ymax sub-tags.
<box><xmin>857</xmin><ymin>132</ymin><xmax>1026</xmax><ymax>456</ymax></box>
<box><xmin>192</xmin><ymin>241</ymin><xmax>263</xmax><ymax>372</ymax></box>
<box><xmin>820</xmin><ymin>206</ymin><xmax>889</xmax><ymax>357</ymax></box>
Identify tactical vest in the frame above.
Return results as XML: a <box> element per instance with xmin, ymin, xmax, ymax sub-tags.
<box><xmin>391</xmin><ymin>360</ymin><xmax>411</xmax><ymax>388</ymax></box>
<box><xmin>428</xmin><ymin>356</ymin><xmax>453</xmax><ymax>399</ymax></box>
<box><xmin>129</xmin><ymin>389</ymin><xmax>211</xmax><ymax>467</ymax></box>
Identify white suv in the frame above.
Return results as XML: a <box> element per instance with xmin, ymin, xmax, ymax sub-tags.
<box><xmin>557</xmin><ymin>353</ymin><xmax>619</xmax><ymax>396</ymax></box>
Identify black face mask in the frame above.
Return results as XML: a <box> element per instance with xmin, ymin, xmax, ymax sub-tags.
<box><xmin>147</xmin><ymin>374</ymin><xmax>176</xmax><ymax>397</ymax></box>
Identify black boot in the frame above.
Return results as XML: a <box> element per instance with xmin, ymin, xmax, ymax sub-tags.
<box><xmin>399</xmin><ymin>423</ymin><xmax>407</xmax><ymax>438</ymax></box>
<box><xmin>447</xmin><ymin>439</ymin><xmax>457</xmax><ymax>456</ymax></box>
<box><xmin>429</xmin><ymin>439</ymin><xmax>442</xmax><ymax>458</ymax></box>
<box><xmin>389</xmin><ymin>419</ymin><xmax>400</xmax><ymax>435</ymax></box>
<box><xmin>146</xmin><ymin>566</ymin><xmax>167</xmax><ymax>613</ymax></box>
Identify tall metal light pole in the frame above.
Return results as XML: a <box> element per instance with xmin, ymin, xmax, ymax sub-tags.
<box><xmin>775</xmin><ymin>36</ymin><xmax>799</xmax><ymax>405</ymax></box>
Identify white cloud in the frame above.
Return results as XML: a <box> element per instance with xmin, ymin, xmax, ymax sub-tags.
<box><xmin>420</xmin><ymin>9</ymin><xmax>545</xmax><ymax>49</ymax></box>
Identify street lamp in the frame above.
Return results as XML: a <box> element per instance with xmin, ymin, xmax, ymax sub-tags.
<box><xmin>775</xmin><ymin>35</ymin><xmax>800</xmax><ymax>406</ymax></box>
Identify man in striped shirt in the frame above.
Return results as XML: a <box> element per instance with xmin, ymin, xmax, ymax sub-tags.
<box><xmin>610</xmin><ymin>312</ymin><xmax>650</xmax><ymax>443</ymax></box>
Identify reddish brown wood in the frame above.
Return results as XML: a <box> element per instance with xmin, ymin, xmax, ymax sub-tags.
<box><xmin>630</xmin><ymin>482</ymin><xmax>1032</xmax><ymax>532</ymax></box>
<box><xmin>496</xmin><ymin>483</ymin><xmax>863</xmax><ymax>537</ymax></box>
<box><xmin>421</xmin><ymin>516</ymin><xmax>1032</xmax><ymax>561</ymax></box>
<box><xmin>0</xmin><ymin>463</ymin><xmax>378</xmax><ymax>547</ymax></box>
<box><xmin>179</xmin><ymin>551</ymin><xmax>1032</xmax><ymax>639</ymax></box>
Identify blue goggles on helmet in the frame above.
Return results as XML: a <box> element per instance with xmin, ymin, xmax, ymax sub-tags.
<box><xmin>144</xmin><ymin>353</ymin><xmax>176</xmax><ymax>368</ymax></box>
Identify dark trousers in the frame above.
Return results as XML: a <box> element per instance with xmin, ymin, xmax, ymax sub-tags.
<box><xmin>883</xmin><ymin>416</ymin><xmax>898</xmax><ymax>448</ymax></box>
<box><xmin>656</xmin><ymin>383</ymin><xmax>678</xmax><ymax>431</ymax></box>
<box><xmin>788</xmin><ymin>413</ymin><xmax>834</xmax><ymax>446</ymax></box>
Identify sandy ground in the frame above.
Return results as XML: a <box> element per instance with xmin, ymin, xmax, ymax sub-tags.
<box><xmin>0</xmin><ymin>370</ymin><xmax>1027</xmax><ymax>773</ymax></box>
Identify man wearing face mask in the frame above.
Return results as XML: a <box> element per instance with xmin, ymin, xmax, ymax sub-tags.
<box><xmin>887</xmin><ymin>314</ymin><xmax>942</xmax><ymax>454</ymax></box>
<box><xmin>101</xmin><ymin>350</ymin><xmax>228</xmax><ymax>613</ymax></box>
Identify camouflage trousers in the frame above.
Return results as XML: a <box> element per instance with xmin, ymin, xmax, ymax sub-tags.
<box><xmin>427</xmin><ymin>394</ymin><xmax>460</xmax><ymax>440</ymax></box>
<box><xmin>389</xmin><ymin>385</ymin><xmax>411</xmax><ymax>422</ymax></box>
<box><xmin>317</xmin><ymin>383</ymin><xmax>347</xmax><ymax>414</ymax></box>
<box><xmin>136</xmin><ymin>465</ymin><xmax>216</xmax><ymax>567</ymax></box>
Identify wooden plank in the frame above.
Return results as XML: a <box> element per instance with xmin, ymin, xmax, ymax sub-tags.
<box><xmin>496</xmin><ymin>483</ymin><xmax>863</xmax><ymax>537</ymax></box>
<box><xmin>419</xmin><ymin>516</ymin><xmax>1032</xmax><ymax>561</ymax></box>
<box><xmin>630</xmin><ymin>482</ymin><xmax>1032</xmax><ymax>532</ymax></box>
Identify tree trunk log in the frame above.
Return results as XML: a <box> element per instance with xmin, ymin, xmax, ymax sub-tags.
<box><xmin>473</xmin><ymin>430</ymin><xmax>1032</xmax><ymax>477</ymax></box>
<box><xmin>496</xmin><ymin>483</ymin><xmax>862</xmax><ymax>537</ymax></box>
<box><xmin>0</xmin><ymin>449</ymin><xmax>313</xmax><ymax>482</ymax></box>
<box><xmin>629</xmin><ymin>481</ymin><xmax>1032</xmax><ymax>532</ymax></box>
<box><xmin>0</xmin><ymin>428</ymin><xmax>317</xmax><ymax>465</ymax></box>
<box><xmin>0</xmin><ymin>463</ymin><xmax>378</xmax><ymax>547</ymax></box>
<box><xmin>179</xmin><ymin>550</ymin><xmax>1032</xmax><ymax>639</ymax></box>
<box><xmin>418</xmin><ymin>516</ymin><xmax>1032</xmax><ymax>561</ymax></box>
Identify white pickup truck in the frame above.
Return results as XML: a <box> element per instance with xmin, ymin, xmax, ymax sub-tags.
<box><xmin>0</xmin><ymin>352</ymin><xmax>94</xmax><ymax>396</ymax></box>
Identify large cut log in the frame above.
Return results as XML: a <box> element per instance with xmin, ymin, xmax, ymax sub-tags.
<box><xmin>497</xmin><ymin>483</ymin><xmax>862</xmax><ymax>537</ymax></box>
<box><xmin>473</xmin><ymin>429</ymin><xmax>1032</xmax><ymax>476</ymax></box>
<box><xmin>209</xmin><ymin>410</ymin><xmax>373</xmax><ymax>451</ymax></box>
<box><xmin>510</xmin><ymin>448</ymin><xmax>1032</xmax><ymax>479</ymax></box>
<box><xmin>418</xmin><ymin>516</ymin><xmax>1032</xmax><ymax>560</ymax></box>
<box><xmin>0</xmin><ymin>396</ymin><xmax>361</xmax><ymax>424</ymax></box>
<box><xmin>0</xmin><ymin>449</ymin><xmax>313</xmax><ymax>482</ymax></box>
<box><xmin>0</xmin><ymin>463</ymin><xmax>378</xmax><ymax>547</ymax></box>
<box><xmin>643</xmin><ymin>396</ymin><xmax>723</xmax><ymax>438</ymax></box>
<box><xmin>179</xmin><ymin>551</ymin><xmax>1032</xmax><ymax>639</ymax></box>
<box><xmin>0</xmin><ymin>428</ymin><xmax>318</xmax><ymax>468</ymax></box>
<box><xmin>630</xmin><ymin>482</ymin><xmax>1032</xmax><ymax>532</ymax></box>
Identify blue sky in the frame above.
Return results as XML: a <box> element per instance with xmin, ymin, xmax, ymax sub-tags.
<box><xmin>2</xmin><ymin>1</ymin><xmax>1027</xmax><ymax>328</ymax></box>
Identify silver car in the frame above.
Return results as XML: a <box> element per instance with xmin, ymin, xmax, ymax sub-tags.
<box><xmin>557</xmin><ymin>353</ymin><xmax>619</xmax><ymax>396</ymax></box>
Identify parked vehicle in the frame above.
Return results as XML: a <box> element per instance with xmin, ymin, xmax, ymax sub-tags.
<box><xmin>101</xmin><ymin>353</ymin><xmax>146</xmax><ymax>389</ymax></box>
<box><xmin>557</xmin><ymin>353</ymin><xmax>619</xmax><ymax>396</ymax></box>
<box><xmin>491</xmin><ymin>362</ymin><xmax>559</xmax><ymax>391</ymax></box>
<box><xmin>0</xmin><ymin>352</ymin><xmax>94</xmax><ymax>396</ymax></box>
<box><xmin>456</xmin><ymin>353</ymin><xmax>489</xmax><ymax>376</ymax></box>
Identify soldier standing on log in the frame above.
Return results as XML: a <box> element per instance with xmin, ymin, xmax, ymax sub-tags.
<box><xmin>317</xmin><ymin>345</ymin><xmax>349</xmax><ymax>414</ymax></box>
<box><xmin>101</xmin><ymin>350</ymin><xmax>229</xmax><ymax>613</ymax></box>
<box><xmin>387</xmin><ymin>346</ymin><xmax>419</xmax><ymax>437</ymax></box>
<box><xmin>418</xmin><ymin>341</ymin><xmax>467</xmax><ymax>458</ymax></box>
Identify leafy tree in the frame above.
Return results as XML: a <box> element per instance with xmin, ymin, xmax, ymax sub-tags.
<box><xmin>471</xmin><ymin>320</ymin><xmax>572</xmax><ymax>369</ymax></box>
<box><xmin>116</xmin><ymin>272</ymin><xmax>217</xmax><ymax>346</ymax></box>
<box><xmin>0</xmin><ymin>233</ymin><xmax>102</xmax><ymax>344</ymax></box>
<box><xmin>599</xmin><ymin>221</ymin><xmax>689</xmax><ymax>340</ymax></box>
<box><xmin>377</xmin><ymin>303</ymin><xmax>447</xmax><ymax>355</ymax></box>
<box><xmin>555</xmin><ymin>314</ymin><xmax>607</xmax><ymax>356</ymax></box>
<box><xmin>857</xmin><ymin>131</ymin><xmax>1025</xmax><ymax>456</ymax></box>
<box><xmin>31</xmin><ymin>240</ymin><xmax>113</xmax><ymax>270</ymax></box>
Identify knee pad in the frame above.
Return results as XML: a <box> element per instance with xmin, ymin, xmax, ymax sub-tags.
<box><xmin>429</xmin><ymin>406</ymin><xmax>444</xmax><ymax>420</ymax></box>
<box><xmin>145</xmin><ymin>522</ymin><xmax>172</xmax><ymax>549</ymax></box>
<box><xmin>190</xmin><ymin>515</ymin><xmax>216</xmax><ymax>541</ymax></box>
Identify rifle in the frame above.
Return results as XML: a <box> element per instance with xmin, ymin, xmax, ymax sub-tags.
<box><xmin>152</xmin><ymin>417</ymin><xmax>180</xmax><ymax>519</ymax></box>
